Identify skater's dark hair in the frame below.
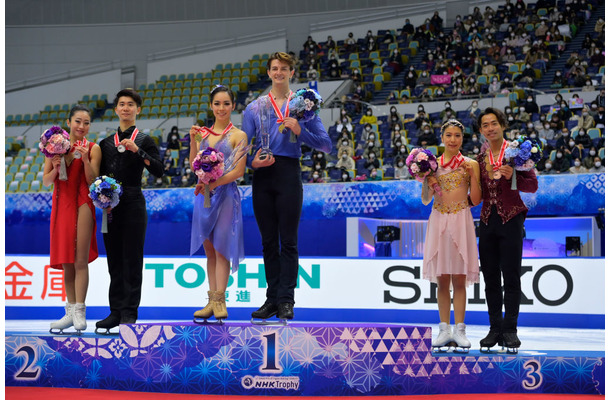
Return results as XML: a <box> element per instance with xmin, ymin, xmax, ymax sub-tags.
<box><xmin>114</xmin><ymin>88</ymin><xmax>142</xmax><ymax>108</ymax></box>
<box><xmin>477</xmin><ymin>107</ymin><xmax>507</xmax><ymax>129</ymax></box>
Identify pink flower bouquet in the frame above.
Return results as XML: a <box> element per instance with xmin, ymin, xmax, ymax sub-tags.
<box><xmin>406</xmin><ymin>147</ymin><xmax>441</xmax><ymax>196</ymax></box>
<box><xmin>192</xmin><ymin>146</ymin><xmax>225</xmax><ymax>207</ymax></box>
<box><xmin>39</xmin><ymin>126</ymin><xmax>71</xmax><ymax>180</ymax></box>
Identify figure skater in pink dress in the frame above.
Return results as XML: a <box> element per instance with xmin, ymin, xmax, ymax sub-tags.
<box><xmin>421</xmin><ymin>119</ymin><xmax>482</xmax><ymax>352</ymax></box>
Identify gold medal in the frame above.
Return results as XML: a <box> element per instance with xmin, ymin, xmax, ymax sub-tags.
<box><xmin>278</xmin><ymin>123</ymin><xmax>285</xmax><ymax>133</ymax></box>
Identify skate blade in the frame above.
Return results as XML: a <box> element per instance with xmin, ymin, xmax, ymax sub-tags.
<box><xmin>193</xmin><ymin>317</ymin><xmax>224</xmax><ymax>325</ymax></box>
<box><xmin>94</xmin><ymin>327</ymin><xmax>119</xmax><ymax>335</ymax></box>
<box><xmin>453</xmin><ymin>347</ymin><xmax>470</xmax><ymax>354</ymax></box>
<box><xmin>49</xmin><ymin>328</ymin><xmax>73</xmax><ymax>335</ymax></box>
<box><xmin>432</xmin><ymin>346</ymin><xmax>452</xmax><ymax>353</ymax></box>
<box><xmin>251</xmin><ymin>318</ymin><xmax>288</xmax><ymax>326</ymax></box>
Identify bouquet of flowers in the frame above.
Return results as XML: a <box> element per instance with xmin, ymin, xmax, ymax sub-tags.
<box><xmin>39</xmin><ymin>126</ymin><xmax>71</xmax><ymax>181</ymax></box>
<box><xmin>286</xmin><ymin>88</ymin><xmax>324</xmax><ymax>142</ymax></box>
<box><xmin>89</xmin><ymin>176</ymin><xmax>123</xmax><ymax>233</ymax></box>
<box><xmin>504</xmin><ymin>136</ymin><xmax>543</xmax><ymax>190</ymax></box>
<box><xmin>406</xmin><ymin>147</ymin><xmax>441</xmax><ymax>196</ymax></box>
<box><xmin>192</xmin><ymin>147</ymin><xmax>225</xmax><ymax>207</ymax></box>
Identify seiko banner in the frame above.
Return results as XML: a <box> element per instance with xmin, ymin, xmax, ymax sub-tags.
<box><xmin>6</xmin><ymin>256</ymin><xmax>603</xmax><ymax>321</ymax></box>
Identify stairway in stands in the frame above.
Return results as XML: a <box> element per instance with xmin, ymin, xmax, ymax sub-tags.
<box><xmin>535</xmin><ymin>5</ymin><xmax>605</xmax><ymax>90</ymax></box>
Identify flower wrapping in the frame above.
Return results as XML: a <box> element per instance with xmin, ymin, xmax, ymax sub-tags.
<box><xmin>89</xmin><ymin>176</ymin><xmax>123</xmax><ymax>233</ymax></box>
<box><xmin>192</xmin><ymin>147</ymin><xmax>225</xmax><ymax>207</ymax></box>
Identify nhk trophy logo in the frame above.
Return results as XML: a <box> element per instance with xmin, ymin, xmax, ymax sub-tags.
<box><xmin>241</xmin><ymin>375</ymin><xmax>300</xmax><ymax>390</ymax></box>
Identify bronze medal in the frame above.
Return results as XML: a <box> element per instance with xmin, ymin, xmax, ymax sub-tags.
<box><xmin>493</xmin><ymin>170</ymin><xmax>502</xmax><ymax>180</ymax></box>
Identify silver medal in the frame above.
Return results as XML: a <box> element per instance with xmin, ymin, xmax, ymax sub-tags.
<box><xmin>117</xmin><ymin>144</ymin><xmax>126</xmax><ymax>153</ymax></box>
<box><xmin>73</xmin><ymin>151</ymin><xmax>82</xmax><ymax>159</ymax></box>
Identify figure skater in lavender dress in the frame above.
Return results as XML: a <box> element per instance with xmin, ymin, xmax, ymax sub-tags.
<box><xmin>189</xmin><ymin>85</ymin><xmax>249</xmax><ymax>323</ymax></box>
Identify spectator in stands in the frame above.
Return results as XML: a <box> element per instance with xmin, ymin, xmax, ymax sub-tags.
<box><xmin>391</xmin><ymin>129</ymin><xmax>407</xmax><ymax>151</ymax></box>
<box><xmin>416</xmin><ymin>70</ymin><xmax>431</xmax><ymax>88</ymax></box>
<box><xmin>552</xmin><ymin>149</ymin><xmax>571</xmax><ymax>173</ymax></box>
<box><xmin>574</xmin><ymin>128</ymin><xmax>593</xmax><ymax>149</ymax></box>
<box><xmin>367</xmin><ymin>167</ymin><xmax>382</xmax><ymax>181</ymax></box>
<box><xmin>364</xmin><ymin>151</ymin><xmax>381</xmax><ymax>171</ymax></box>
<box><xmin>338</xmin><ymin>168</ymin><xmax>352</xmax><ymax>182</ymax></box>
<box><xmin>593</xmin><ymin>105</ymin><xmax>604</xmax><ymax>127</ymax></box>
<box><xmin>502</xmin><ymin>48</ymin><xmax>516</xmax><ymax>65</ymax></box>
<box><xmin>162</xmin><ymin>149</ymin><xmax>174</xmax><ymax>174</ymax></box>
<box><xmin>306</xmin><ymin>64</ymin><xmax>318</xmax><ymax>81</ymax></box>
<box><xmin>516</xmin><ymin>106</ymin><xmax>531</xmax><ymax>124</ymax></box>
<box><xmin>554</xmin><ymin>127</ymin><xmax>571</xmax><ymax>149</ymax></box>
<box><xmin>394</xmin><ymin>143</ymin><xmax>409</xmax><ymax>160</ymax></box>
<box><xmin>589</xmin><ymin>47</ymin><xmax>604</xmax><ymax>69</ymax></box>
<box><xmin>538</xmin><ymin>122</ymin><xmax>556</xmax><ymax>144</ymax></box>
<box><xmin>506</xmin><ymin>112</ymin><xmax>521</xmax><ymax>132</ymax></box>
<box><xmin>569</xmin><ymin>158</ymin><xmax>587</xmax><ymax>174</ymax></box>
<box><xmin>166</xmin><ymin>126</ymin><xmax>181</xmax><ymax>150</ymax></box>
<box><xmin>500</xmin><ymin>76</ymin><xmax>514</xmax><ymax>92</ymax></box>
<box><xmin>487</xmin><ymin>76</ymin><xmax>502</xmax><ymax>95</ymax></box>
<box><xmin>335</xmin><ymin>148</ymin><xmax>356</xmax><ymax>170</ymax></box>
<box><xmin>588</xmin><ymin>157</ymin><xmax>605</xmax><ymax>173</ymax></box>
<box><xmin>336</xmin><ymin>133</ymin><xmax>355</xmax><ymax>155</ymax></box>
<box><xmin>394</xmin><ymin>156</ymin><xmax>409</xmax><ymax>180</ymax></box>
<box><xmin>417</xmin><ymin>124</ymin><xmax>438</xmax><ymax>147</ymax></box>
<box><xmin>430</xmin><ymin>11</ymin><xmax>443</xmax><ymax>32</ymax></box>
<box><xmin>550</xmin><ymin>71</ymin><xmax>567</xmax><ymax>89</ymax></box>
<box><xmin>399</xmin><ymin>94</ymin><xmax>409</xmax><ymax>104</ymax></box>
<box><xmin>305</xmin><ymin>50</ymin><xmax>319</xmax><ymax>70</ymax></box>
<box><xmin>583</xmin><ymin>147</ymin><xmax>598</xmax><ymax>169</ymax></box>
<box><xmin>311</xmin><ymin>149</ymin><xmax>327</xmax><ymax>170</ymax></box>
<box><xmin>557</xmin><ymin>100</ymin><xmax>572</xmax><ymax>121</ymax></box>
<box><xmin>303</xmin><ymin>36</ymin><xmax>318</xmax><ymax>53</ymax></box>
<box><xmin>524</xmin><ymin>95</ymin><xmax>539</xmax><ymax>115</ymax></box>
<box><xmin>594</xmin><ymin>17</ymin><xmax>604</xmax><ymax>35</ymax></box>
<box><xmin>517</xmin><ymin>64</ymin><xmax>536</xmax><ymax>87</ymax></box>
<box><xmin>534</xmin><ymin>20</ymin><xmax>548</xmax><ymax>39</ymax></box>
<box><xmin>344</xmin><ymin>32</ymin><xmax>357</xmax><ymax>53</ymax></box>
<box><xmin>361</xmin><ymin>129</ymin><xmax>381</xmax><ymax>150</ymax></box>
<box><xmin>238</xmin><ymin>90</ymin><xmax>257</xmax><ymax>112</ymax></box>
<box><xmin>402</xmin><ymin>18</ymin><xmax>415</xmax><ymax>38</ymax></box>
<box><xmin>464</xmin><ymin>76</ymin><xmax>480</xmax><ymax>96</ymax></box>
<box><xmin>336</xmin><ymin>115</ymin><xmax>353</xmax><ymax>134</ymax></box>
<box><xmin>440</xmin><ymin>102</ymin><xmax>456</xmax><ymax>123</ymax></box>
<box><xmin>538</xmin><ymin>158</ymin><xmax>554</xmax><ymax>175</ymax></box>
<box><xmin>386</xmin><ymin>91</ymin><xmax>398</xmax><ymax>105</ymax></box>
<box><xmin>309</xmin><ymin>169</ymin><xmax>325</xmax><ymax>183</ymax></box>
<box><xmin>388</xmin><ymin>106</ymin><xmax>403</xmax><ymax>125</ymax></box>
<box><xmin>576</xmin><ymin>107</ymin><xmax>595</xmax><ymax>131</ymax></box>
<box><xmin>403</xmin><ymin>70</ymin><xmax>417</xmax><ymax>90</ymax></box>
<box><xmin>413</xmin><ymin>26</ymin><xmax>430</xmax><ymax>44</ymax></box>
<box><xmin>582</xmin><ymin>79</ymin><xmax>596</xmax><ymax>92</ymax></box>
<box><xmin>323</xmin><ymin>35</ymin><xmax>336</xmax><ymax>52</ymax></box>
<box><xmin>359</xmin><ymin>109</ymin><xmax>378</xmax><ymax>125</ymax></box>
<box><xmin>327</xmin><ymin>55</ymin><xmax>341</xmax><ymax>80</ymax></box>
<box><xmin>387</xmin><ymin>48</ymin><xmax>403</xmax><ymax>75</ymax></box>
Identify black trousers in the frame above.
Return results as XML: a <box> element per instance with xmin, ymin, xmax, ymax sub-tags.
<box><xmin>478</xmin><ymin>206</ymin><xmax>525</xmax><ymax>333</ymax></box>
<box><xmin>102</xmin><ymin>188</ymin><xmax>148</xmax><ymax>320</ymax></box>
<box><xmin>252</xmin><ymin>156</ymin><xmax>303</xmax><ymax>305</ymax></box>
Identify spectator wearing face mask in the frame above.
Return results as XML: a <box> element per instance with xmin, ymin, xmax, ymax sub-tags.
<box><xmin>557</xmin><ymin>101</ymin><xmax>572</xmax><ymax>122</ymax></box>
<box><xmin>500</xmin><ymin>76</ymin><xmax>514</xmax><ymax>92</ymax></box>
<box><xmin>359</xmin><ymin>109</ymin><xmax>378</xmax><ymax>125</ymax></box>
<box><xmin>414</xmin><ymin>107</ymin><xmax>431</xmax><ymax>129</ymax></box>
<box><xmin>336</xmin><ymin>116</ymin><xmax>353</xmax><ymax>134</ymax></box>
<box><xmin>388</xmin><ymin>48</ymin><xmax>404</xmax><ymax>74</ymax></box>
<box><xmin>537</xmin><ymin>157</ymin><xmax>554</xmax><ymax>175</ymax></box>
<box><xmin>309</xmin><ymin>169</ymin><xmax>325</xmax><ymax>183</ymax></box>
<box><xmin>162</xmin><ymin>149</ymin><xmax>175</xmax><ymax>175</ymax></box>
<box><xmin>311</xmin><ymin>149</ymin><xmax>327</xmax><ymax>170</ymax></box>
<box><xmin>394</xmin><ymin>144</ymin><xmax>409</xmax><ymax>162</ymax></box>
<box><xmin>391</xmin><ymin>129</ymin><xmax>407</xmax><ymax>151</ymax></box>
<box><xmin>336</xmin><ymin>135</ymin><xmax>355</xmax><ymax>157</ymax></box>
<box><xmin>569</xmin><ymin>158</ymin><xmax>588</xmax><ymax>174</ymax></box>
<box><xmin>574</xmin><ymin>127</ymin><xmax>593</xmax><ymax>149</ymax></box>
<box><xmin>576</xmin><ymin>108</ymin><xmax>595</xmax><ymax>131</ymax></box>
<box><xmin>360</xmin><ymin>124</ymin><xmax>381</xmax><ymax>146</ymax></box>
<box><xmin>467</xmin><ymin>100</ymin><xmax>481</xmax><ymax>120</ymax></box>
<box><xmin>462</xmin><ymin>133</ymin><xmax>481</xmax><ymax>155</ymax></box>
<box><xmin>583</xmin><ymin>147</ymin><xmax>598</xmax><ymax>169</ymax></box>
<box><xmin>552</xmin><ymin>150</ymin><xmax>571</xmax><ymax>173</ymax></box>
<box><xmin>417</xmin><ymin>124</ymin><xmax>439</xmax><ymax>147</ymax></box>
<box><xmin>393</xmin><ymin>156</ymin><xmax>409</xmax><ymax>180</ymax></box>
<box><xmin>389</xmin><ymin>106</ymin><xmax>403</xmax><ymax>125</ymax></box>
<box><xmin>404</xmin><ymin>71</ymin><xmax>418</xmax><ymax>90</ymax></box>
<box><xmin>549</xmin><ymin>114</ymin><xmax>564</xmax><ymax>132</ymax></box>
<box><xmin>335</xmin><ymin>150</ymin><xmax>355</xmax><ymax>170</ymax></box>
<box><xmin>488</xmin><ymin>76</ymin><xmax>502</xmax><ymax>95</ymax></box>
<box><xmin>166</xmin><ymin>126</ymin><xmax>182</xmax><ymax>150</ymax></box>
<box><xmin>588</xmin><ymin>157</ymin><xmax>605</xmax><ymax>173</ymax></box>
<box><xmin>440</xmin><ymin>102</ymin><xmax>456</xmax><ymax>123</ymax></box>
<box><xmin>367</xmin><ymin>167</ymin><xmax>382</xmax><ymax>181</ymax></box>
<box><xmin>364</xmin><ymin>152</ymin><xmax>381</xmax><ymax>171</ymax></box>
<box><xmin>550</xmin><ymin>71</ymin><xmax>567</xmax><ymax>89</ymax></box>
<box><xmin>523</xmin><ymin>96</ymin><xmax>539</xmax><ymax>114</ymax></box>
<box><xmin>590</xmin><ymin>47</ymin><xmax>604</xmax><ymax>69</ymax></box>
<box><xmin>538</xmin><ymin>122</ymin><xmax>556</xmax><ymax>144</ymax></box>
<box><xmin>506</xmin><ymin>112</ymin><xmax>521</xmax><ymax>132</ymax></box>
<box><xmin>339</xmin><ymin>167</ymin><xmax>352</xmax><ymax>182</ymax></box>
<box><xmin>516</xmin><ymin>106</ymin><xmax>531</xmax><ymax>124</ymax></box>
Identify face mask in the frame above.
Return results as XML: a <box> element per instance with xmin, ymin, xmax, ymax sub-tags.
<box><xmin>365</xmin><ymin>126</ymin><xmax>371</xmax><ymax>131</ymax></box>
<box><xmin>342</xmin><ymin>154</ymin><xmax>347</xmax><ymax>159</ymax></box>
<box><xmin>369</xmin><ymin>154</ymin><xmax>375</xmax><ymax>159</ymax></box>
<box><xmin>156</xmin><ymin>179</ymin><xmax>162</xmax><ymax>184</ymax></box>
<box><xmin>527</xmin><ymin>123</ymin><xmax>533</xmax><ymax>128</ymax></box>
<box><xmin>369</xmin><ymin>134</ymin><xmax>375</xmax><ymax>140</ymax></box>
<box><xmin>371</xmin><ymin>172</ymin><xmax>377</xmax><ymax>177</ymax></box>
<box><xmin>527</xmin><ymin>98</ymin><xmax>532</xmax><ymax>102</ymax></box>
<box><xmin>342</xmin><ymin>119</ymin><xmax>347</xmax><ymax>124</ymax></box>
<box><xmin>394</xmin><ymin>127</ymin><xmax>400</xmax><ymax>132</ymax></box>
<box><xmin>342</xmin><ymin>174</ymin><xmax>348</xmax><ymax>179</ymax></box>
<box><xmin>473</xmin><ymin>103</ymin><xmax>478</xmax><ymax>108</ymax></box>
<box><xmin>342</xmin><ymin>141</ymin><xmax>348</xmax><ymax>146</ymax></box>
<box><xmin>367</xmin><ymin>111</ymin><xmax>372</xmax><ymax>116</ymax></box>
<box><xmin>557</xmin><ymin>153</ymin><xmax>563</xmax><ymax>159</ymax></box>
<box><xmin>398</xmin><ymin>162</ymin><xmax>404</xmax><ymax>167</ymax></box>
<box><xmin>317</xmin><ymin>153</ymin><xmax>323</xmax><ymax>159</ymax></box>
<box><xmin>590</xmin><ymin>150</ymin><xmax>596</xmax><ymax>156</ymax></box>
<box><xmin>520</xmin><ymin>107</ymin><xmax>525</xmax><ymax>112</ymax></box>
<box><xmin>544</xmin><ymin>125</ymin><xmax>550</xmax><ymax>129</ymax></box>
<box><xmin>400</xmin><ymin>148</ymin><xmax>406</xmax><ymax>153</ymax></box>
<box><xmin>473</xmin><ymin>137</ymin><xmax>478</xmax><ymax>142</ymax></box>
<box><xmin>473</xmin><ymin>148</ymin><xmax>479</xmax><ymax>154</ymax></box>
<box><xmin>508</xmin><ymin>117</ymin><xmax>514</xmax><ymax>122</ymax></box>
<box><xmin>595</xmin><ymin>161</ymin><xmax>602</xmax><ymax>167</ymax></box>
<box><xmin>424</xmin><ymin>129</ymin><xmax>430</xmax><ymax>134</ymax></box>
<box><xmin>574</xmin><ymin>161</ymin><xmax>581</xmax><ymax>167</ymax></box>
<box><xmin>368</xmin><ymin>143</ymin><xmax>374</xmax><ymax>148</ymax></box>
<box><xmin>182</xmin><ymin>178</ymin><xmax>188</xmax><ymax>183</ymax></box>
<box><xmin>579</xmin><ymin>131</ymin><xmax>585</xmax><ymax>136</ymax></box>
<box><xmin>545</xmin><ymin>163</ymin><xmax>552</xmax><ymax>169</ymax></box>
<box><xmin>186</xmin><ymin>168</ymin><xmax>191</xmax><ymax>174</ymax></box>
<box><xmin>562</xmin><ymin>132</ymin><xmax>569</xmax><ymax>137</ymax></box>
<box><xmin>569</xmin><ymin>141</ymin><xmax>575</xmax><ymax>146</ymax></box>
<box><xmin>315</xmin><ymin>165</ymin><xmax>321</xmax><ymax>170</ymax></box>
<box><xmin>313</xmin><ymin>174</ymin><xmax>319</xmax><ymax>179</ymax></box>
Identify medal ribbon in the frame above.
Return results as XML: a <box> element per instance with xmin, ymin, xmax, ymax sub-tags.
<box><xmin>195</xmin><ymin>122</ymin><xmax>233</xmax><ymax>140</ymax></box>
<box><xmin>71</xmin><ymin>137</ymin><xmax>89</xmax><ymax>151</ymax></box>
<box><xmin>440</xmin><ymin>152</ymin><xmax>464</xmax><ymax>170</ymax></box>
<box><xmin>114</xmin><ymin>128</ymin><xmax>139</xmax><ymax>148</ymax></box>
<box><xmin>488</xmin><ymin>140</ymin><xmax>508</xmax><ymax>171</ymax></box>
<box><xmin>268</xmin><ymin>91</ymin><xmax>292</xmax><ymax>123</ymax></box>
